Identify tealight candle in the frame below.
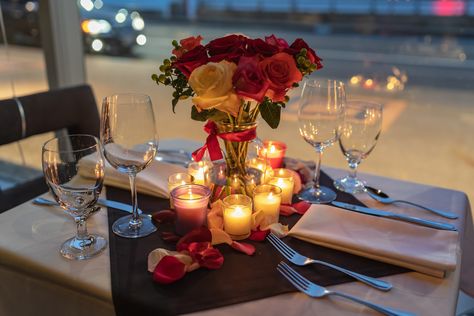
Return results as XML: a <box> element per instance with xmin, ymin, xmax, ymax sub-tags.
<box><xmin>247</xmin><ymin>157</ymin><xmax>273</xmax><ymax>183</ymax></box>
<box><xmin>268</xmin><ymin>168</ymin><xmax>294</xmax><ymax>204</ymax></box>
<box><xmin>168</xmin><ymin>173</ymin><xmax>194</xmax><ymax>208</ymax></box>
<box><xmin>253</xmin><ymin>184</ymin><xmax>282</xmax><ymax>224</ymax></box>
<box><xmin>171</xmin><ymin>184</ymin><xmax>211</xmax><ymax>235</ymax></box>
<box><xmin>223</xmin><ymin>194</ymin><xmax>252</xmax><ymax>240</ymax></box>
<box><xmin>259</xmin><ymin>140</ymin><xmax>287</xmax><ymax>169</ymax></box>
<box><xmin>188</xmin><ymin>161</ymin><xmax>210</xmax><ymax>186</ymax></box>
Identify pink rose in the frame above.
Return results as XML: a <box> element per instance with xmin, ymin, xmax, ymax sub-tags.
<box><xmin>246</xmin><ymin>38</ymin><xmax>278</xmax><ymax>57</ymax></box>
<box><xmin>172</xmin><ymin>35</ymin><xmax>203</xmax><ymax>58</ymax></box>
<box><xmin>260</xmin><ymin>52</ymin><xmax>303</xmax><ymax>102</ymax></box>
<box><xmin>233</xmin><ymin>56</ymin><xmax>269</xmax><ymax>102</ymax></box>
<box><xmin>173</xmin><ymin>45</ymin><xmax>209</xmax><ymax>78</ymax></box>
<box><xmin>265</xmin><ymin>35</ymin><xmax>289</xmax><ymax>51</ymax></box>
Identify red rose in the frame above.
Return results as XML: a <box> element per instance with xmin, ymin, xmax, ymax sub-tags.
<box><xmin>246</xmin><ymin>38</ymin><xmax>278</xmax><ymax>57</ymax></box>
<box><xmin>172</xmin><ymin>35</ymin><xmax>203</xmax><ymax>58</ymax></box>
<box><xmin>260</xmin><ymin>52</ymin><xmax>302</xmax><ymax>102</ymax></box>
<box><xmin>233</xmin><ymin>56</ymin><xmax>269</xmax><ymax>102</ymax></box>
<box><xmin>173</xmin><ymin>45</ymin><xmax>209</xmax><ymax>78</ymax></box>
<box><xmin>265</xmin><ymin>35</ymin><xmax>289</xmax><ymax>51</ymax></box>
<box><xmin>287</xmin><ymin>38</ymin><xmax>323</xmax><ymax>69</ymax></box>
<box><xmin>206</xmin><ymin>34</ymin><xmax>246</xmax><ymax>63</ymax></box>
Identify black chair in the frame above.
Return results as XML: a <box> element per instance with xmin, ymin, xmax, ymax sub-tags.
<box><xmin>0</xmin><ymin>84</ymin><xmax>100</xmax><ymax>213</ymax></box>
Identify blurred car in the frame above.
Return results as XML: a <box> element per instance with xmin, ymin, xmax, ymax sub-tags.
<box><xmin>0</xmin><ymin>0</ymin><xmax>147</xmax><ymax>56</ymax></box>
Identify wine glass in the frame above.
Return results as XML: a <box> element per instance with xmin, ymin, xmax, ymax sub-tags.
<box><xmin>42</xmin><ymin>134</ymin><xmax>107</xmax><ymax>260</ymax></box>
<box><xmin>298</xmin><ymin>79</ymin><xmax>345</xmax><ymax>203</ymax></box>
<box><xmin>101</xmin><ymin>93</ymin><xmax>158</xmax><ymax>238</ymax></box>
<box><xmin>334</xmin><ymin>100</ymin><xmax>383</xmax><ymax>194</ymax></box>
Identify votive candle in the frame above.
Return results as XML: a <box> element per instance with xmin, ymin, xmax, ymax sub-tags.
<box><xmin>168</xmin><ymin>173</ymin><xmax>194</xmax><ymax>208</ymax></box>
<box><xmin>259</xmin><ymin>140</ymin><xmax>287</xmax><ymax>169</ymax></box>
<box><xmin>223</xmin><ymin>194</ymin><xmax>252</xmax><ymax>240</ymax></box>
<box><xmin>247</xmin><ymin>157</ymin><xmax>273</xmax><ymax>183</ymax></box>
<box><xmin>171</xmin><ymin>184</ymin><xmax>211</xmax><ymax>235</ymax></box>
<box><xmin>188</xmin><ymin>161</ymin><xmax>210</xmax><ymax>186</ymax></box>
<box><xmin>253</xmin><ymin>184</ymin><xmax>282</xmax><ymax>224</ymax></box>
<box><xmin>268</xmin><ymin>168</ymin><xmax>294</xmax><ymax>204</ymax></box>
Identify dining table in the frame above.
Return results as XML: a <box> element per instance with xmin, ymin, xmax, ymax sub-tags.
<box><xmin>0</xmin><ymin>140</ymin><xmax>472</xmax><ymax>316</ymax></box>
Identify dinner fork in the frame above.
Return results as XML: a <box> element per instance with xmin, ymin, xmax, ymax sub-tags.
<box><xmin>277</xmin><ymin>262</ymin><xmax>415</xmax><ymax>316</ymax></box>
<box><xmin>267</xmin><ymin>233</ymin><xmax>392</xmax><ymax>291</ymax></box>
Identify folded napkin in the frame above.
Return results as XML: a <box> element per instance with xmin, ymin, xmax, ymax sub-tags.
<box><xmin>289</xmin><ymin>204</ymin><xmax>459</xmax><ymax>278</ymax></box>
<box><xmin>80</xmin><ymin>157</ymin><xmax>186</xmax><ymax>199</ymax></box>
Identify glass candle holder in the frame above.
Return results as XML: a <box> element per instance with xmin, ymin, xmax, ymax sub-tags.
<box><xmin>171</xmin><ymin>184</ymin><xmax>211</xmax><ymax>235</ymax></box>
<box><xmin>253</xmin><ymin>184</ymin><xmax>282</xmax><ymax>225</ymax></box>
<box><xmin>168</xmin><ymin>173</ymin><xmax>194</xmax><ymax>208</ymax></box>
<box><xmin>259</xmin><ymin>140</ymin><xmax>287</xmax><ymax>169</ymax></box>
<box><xmin>223</xmin><ymin>194</ymin><xmax>252</xmax><ymax>240</ymax></box>
<box><xmin>268</xmin><ymin>168</ymin><xmax>294</xmax><ymax>204</ymax></box>
<box><xmin>247</xmin><ymin>157</ymin><xmax>274</xmax><ymax>183</ymax></box>
<box><xmin>187</xmin><ymin>161</ymin><xmax>211</xmax><ymax>186</ymax></box>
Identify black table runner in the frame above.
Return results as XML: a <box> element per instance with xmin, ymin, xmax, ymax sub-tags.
<box><xmin>107</xmin><ymin>171</ymin><xmax>409</xmax><ymax>316</ymax></box>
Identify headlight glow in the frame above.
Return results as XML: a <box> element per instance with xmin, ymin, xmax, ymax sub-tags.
<box><xmin>132</xmin><ymin>17</ymin><xmax>145</xmax><ymax>31</ymax></box>
<box><xmin>81</xmin><ymin>19</ymin><xmax>112</xmax><ymax>35</ymax></box>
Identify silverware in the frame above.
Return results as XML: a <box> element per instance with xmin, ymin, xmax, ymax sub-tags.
<box><xmin>33</xmin><ymin>197</ymin><xmax>144</xmax><ymax>215</ymax></box>
<box><xmin>267</xmin><ymin>233</ymin><xmax>392</xmax><ymax>291</ymax></box>
<box><xmin>365</xmin><ymin>186</ymin><xmax>458</xmax><ymax>219</ymax></box>
<box><xmin>277</xmin><ymin>262</ymin><xmax>415</xmax><ymax>316</ymax></box>
<box><xmin>332</xmin><ymin>201</ymin><xmax>457</xmax><ymax>231</ymax></box>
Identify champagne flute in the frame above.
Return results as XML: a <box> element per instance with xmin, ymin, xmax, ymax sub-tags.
<box><xmin>298</xmin><ymin>79</ymin><xmax>345</xmax><ymax>203</ymax></box>
<box><xmin>334</xmin><ymin>100</ymin><xmax>383</xmax><ymax>194</ymax></box>
<box><xmin>101</xmin><ymin>94</ymin><xmax>158</xmax><ymax>238</ymax></box>
<box><xmin>42</xmin><ymin>134</ymin><xmax>107</xmax><ymax>260</ymax></box>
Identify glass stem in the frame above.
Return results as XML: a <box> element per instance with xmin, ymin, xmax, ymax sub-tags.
<box><xmin>348</xmin><ymin>159</ymin><xmax>359</xmax><ymax>179</ymax></box>
<box><xmin>75</xmin><ymin>216</ymin><xmax>88</xmax><ymax>240</ymax></box>
<box><xmin>313</xmin><ymin>149</ymin><xmax>323</xmax><ymax>190</ymax></box>
<box><xmin>129</xmin><ymin>173</ymin><xmax>141</xmax><ymax>229</ymax></box>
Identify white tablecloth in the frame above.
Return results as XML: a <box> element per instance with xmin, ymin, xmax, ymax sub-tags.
<box><xmin>0</xmin><ymin>168</ymin><xmax>472</xmax><ymax>316</ymax></box>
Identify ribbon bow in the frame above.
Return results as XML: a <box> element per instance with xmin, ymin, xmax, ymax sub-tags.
<box><xmin>192</xmin><ymin>121</ymin><xmax>257</xmax><ymax>162</ymax></box>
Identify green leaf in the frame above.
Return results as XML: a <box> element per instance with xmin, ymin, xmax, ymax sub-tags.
<box><xmin>259</xmin><ymin>101</ymin><xmax>281</xmax><ymax>129</ymax></box>
<box><xmin>191</xmin><ymin>107</ymin><xmax>228</xmax><ymax>122</ymax></box>
<box><xmin>172</xmin><ymin>98</ymin><xmax>179</xmax><ymax>113</ymax></box>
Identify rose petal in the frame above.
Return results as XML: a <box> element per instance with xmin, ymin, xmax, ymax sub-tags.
<box><xmin>198</xmin><ymin>247</ymin><xmax>224</xmax><ymax>269</ymax></box>
<box><xmin>293</xmin><ymin>201</ymin><xmax>311</xmax><ymax>214</ymax></box>
<box><xmin>153</xmin><ymin>255</ymin><xmax>187</xmax><ymax>284</ymax></box>
<box><xmin>268</xmin><ymin>223</ymin><xmax>289</xmax><ymax>238</ymax></box>
<box><xmin>210</xmin><ymin>228</ymin><xmax>233</xmax><ymax>245</ymax></box>
<box><xmin>248</xmin><ymin>229</ymin><xmax>270</xmax><ymax>241</ymax></box>
<box><xmin>177</xmin><ymin>227</ymin><xmax>212</xmax><ymax>251</ymax></box>
<box><xmin>152</xmin><ymin>210</ymin><xmax>176</xmax><ymax>224</ymax></box>
<box><xmin>279</xmin><ymin>204</ymin><xmax>297</xmax><ymax>216</ymax></box>
<box><xmin>231</xmin><ymin>241</ymin><xmax>256</xmax><ymax>255</ymax></box>
<box><xmin>207</xmin><ymin>212</ymin><xmax>224</xmax><ymax>229</ymax></box>
<box><xmin>148</xmin><ymin>248</ymin><xmax>193</xmax><ymax>272</ymax></box>
<box><xmin>251</xmin><ymin>210</ymin><xmax>266</xmax><ymax>230</ymax></box>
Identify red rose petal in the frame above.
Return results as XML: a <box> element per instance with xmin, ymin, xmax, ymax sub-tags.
<box><xmin>198</xmin><ymin>247</ymin><xmax>224</xmax><ymax>269</ymax></box>
<box><xmin>293</xmin><ymin>201</ymin><xmax>311</xmax><ymax>214</ymax></box>
<box><xmin>152</xmin><ymin>210</ymin><xmax>176</xmax><ymax>224</ymax></box>
<box><xmin>177</xmin><ymin>227</ymin><xmax>212</xmax><ymax>251</ymax></box>
<box><xmin>279</xmin><ymin>204</ymin><xmax>297</xmax><ymax>216</ymax></box>
<box><xmin>152</xmin><ymin>255</ymin><xmax>187</xmax><ymax>284</ymax></box>
<box><xmin>248</xmin><ymin>229</ymin><xmax>270</xmax><ymax>241</ymax></box>
<box><xmin>231</xmin><ymin>241</ymin><xmax>256</xmax><ymax>256</ymax></box>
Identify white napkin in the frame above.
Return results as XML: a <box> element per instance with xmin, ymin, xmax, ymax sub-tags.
<box><xmin>288</xmin><ymin>204</ymin><xmax>459</xmax><ymax>278</ymax></box>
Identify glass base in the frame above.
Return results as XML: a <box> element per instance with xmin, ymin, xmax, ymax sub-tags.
<box><xmin>60</xmin><ymin>234</ymin><xmax>107</xmax><ymax>260</ymax></box>
<box><xmin>334</xmin><ymin>176</ymin><xmax>366</xmax><ymax>194</ymax></box>
<box><xmin>227</xmin><ymin>232</ymin><xmax>250</xmax><ymax>241</ymax></box>
<box><xmin>112</xmin><ymin>214</ymin><xmax>157</xmax><ymax>238</ymax></box>
<box><xmin>298</xmin><ymin>186</ymin><xmax>337</xmax><ymax>204</ymax></box>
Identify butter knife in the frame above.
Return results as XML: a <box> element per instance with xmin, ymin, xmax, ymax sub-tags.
<box><xmin>33</xmin><ymin>197</ymin><xmax>143</xmax><ymax>215</ymax></box>
<box><xmin>332</xmin><ymin>201</ymin><xmax>457</xmax><ymax>231</ymax></box>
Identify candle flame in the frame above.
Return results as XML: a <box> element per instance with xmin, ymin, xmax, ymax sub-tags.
<box><xmin>270</xmin><ymin>145</ymin><xmax>276</xmax><ymax>153</ymax></box>
<box><xmin>233</xmin><ymin>206</ymin><xmax>244</xmax><ymax>216</ymax></box>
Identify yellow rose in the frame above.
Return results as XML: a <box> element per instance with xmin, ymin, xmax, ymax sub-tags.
<box><xmin>189</xmin><ymin>60</ymin><xmax>241</xmax><ymax>117</ymax></box>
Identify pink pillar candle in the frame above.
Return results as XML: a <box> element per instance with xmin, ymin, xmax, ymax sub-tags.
<box><xmin>259</xmin><ymin>140</ymin><xmax>287</xmax><ymax>169</ymax></box>
<box><xmin>171</xmin><ymin>184</ymin><xmax>211</xmax><ymax>235</ymax></box>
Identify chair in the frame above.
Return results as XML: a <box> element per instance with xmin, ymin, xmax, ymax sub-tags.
<box><xmin>0</xmin><ymin>84</ymin><xmax>100</xmax><ymax>213</ymax></box>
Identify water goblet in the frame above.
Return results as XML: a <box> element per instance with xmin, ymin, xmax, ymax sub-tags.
<box><xmin>101</xmin><ymin>93</ymin><xmax>158</xmax><ymax>238</ymax></box>
<box><xmin>298</xmin><ymin>79</ymin><xmax>345</xmax><ymax>203</ymax></box>
<box><xmin>334</xmin><ymin>100</ymin><xmax>383</xmax><ymax>194</ymax></box>
<box><xmin>42</xmin><ymin>134</ymin><xmax>107</xmax><ymax>260</ymax></box>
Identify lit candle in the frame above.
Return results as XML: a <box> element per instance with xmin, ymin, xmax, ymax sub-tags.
<box><xmin>268</xmin><ymin>168</ymin><xmax>294</xmax><ymax>204</ymax></box>
<box><xmin>168</xmin><ymin>173</ymin><xmax>194</xmax><ymax>208</ymax></box>
<box><xmin>247</xmin><ymin>157</ymin><xmax>273</xmax><ymax>183</ymax></box>
<box><xmin>259</xmin><ymin>140</ymin><xmax>287</xmax><ymax>169</ymax></box>
<box><xmin>223</xmin><ymin>194</ymin><xmax>252</xmax><ymax>240</ymax></box>
<box><xmin>171</xmin><ymin>184</ymin><xmax>211</xmax><ymax>235</ymax></box>
<box><xmin>253</xmin><ymin>184</ymin><xmax>282</xmax><ymax>224</ymax></box>
<box><xmin>188</xmin><ymin>161</ymin><xmax>210</xmax><ymax>186</ymax></box>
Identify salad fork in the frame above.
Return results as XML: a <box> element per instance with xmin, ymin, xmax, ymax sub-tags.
<box><xmin>277</xmin><ymin>262</ymin><xmax>415</xmax><ymax>316</ymax></box>
<box><xmin>267</xmin><ymin>233</ymin><xmax>392</xmax><ymax>291</ymax></box>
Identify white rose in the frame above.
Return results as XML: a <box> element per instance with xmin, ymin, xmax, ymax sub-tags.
<box><xmin>189</xmin><ymin>60</ymin><xmax>241</xmax><ymax>117</ymax></box>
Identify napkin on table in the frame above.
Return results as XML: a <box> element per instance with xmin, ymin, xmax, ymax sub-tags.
<box><xmin>288</xmin><ymin>204</ymin><xmax>459</xmax><ymax>278</ymax></box>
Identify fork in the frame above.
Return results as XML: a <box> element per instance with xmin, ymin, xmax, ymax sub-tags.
<box><xmin>267</xmin><ymin>233</ymin><xmax>392</xmax><ymax>291</ymax></box>
<box><xmin>278</xmin><ymin>262</ymin><xmax>415</xmax><ymax>316</ymax></box>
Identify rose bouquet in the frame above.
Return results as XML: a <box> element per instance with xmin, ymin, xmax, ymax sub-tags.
<box><xmin>152</xmin><ymin>34</ymin><xmax>322</xmax><ymax>196</ymax></box>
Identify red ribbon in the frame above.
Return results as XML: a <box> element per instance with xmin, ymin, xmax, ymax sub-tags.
<box><xmin>192</xmin><ymin>121</ymin><xmax>257</xmax><ymax>162</ymax></box>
